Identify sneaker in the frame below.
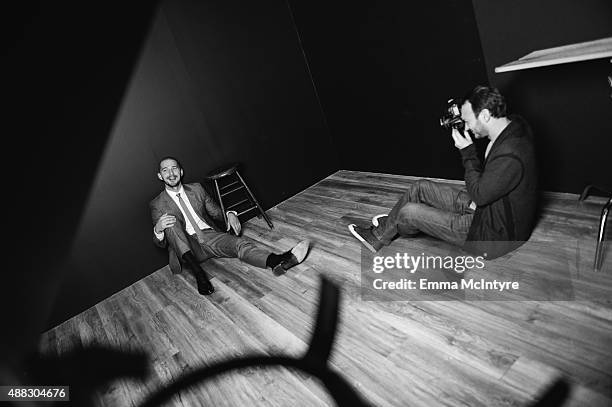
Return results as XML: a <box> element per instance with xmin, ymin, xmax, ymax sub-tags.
<box><xmin>348</xmin><ymin>224</ymin><xmax>383</xmax><ymax>253</ymax></box>
<box><xmin>372</xmin><ymin>214</ymin><xmax>388</xmax><ymax>228</ymax></box>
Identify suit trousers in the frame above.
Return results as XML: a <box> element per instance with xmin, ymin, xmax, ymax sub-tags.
<box><xmin>374</xmin><ymin>179</ymin><xmax>475</xmax><ymax>247</ymax></box>
<box><xmin>165</xmin><ymin>224</ymin><xmax>269</xmax><ymax>269</ymax></box>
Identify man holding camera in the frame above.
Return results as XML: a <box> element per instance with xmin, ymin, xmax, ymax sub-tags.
<box><xmin>349</xmin><ymin>86</ymin><xmax>537</xmax><ymax>259</ymax></box>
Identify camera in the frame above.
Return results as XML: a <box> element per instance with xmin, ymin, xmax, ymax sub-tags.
<box><xmin>439</xmin><ymin>99</ymin><xmax>465</xmax><ymax>132</ymax></box>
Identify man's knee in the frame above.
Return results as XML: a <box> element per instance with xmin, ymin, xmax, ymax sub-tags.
<box><xmin>165</xmin><ymin>224</ymin><xmax>191</xmax><ymax>253</ymax></box>
<box><xmin>415</xmin><ymin>178</ymin><xmax>437</xmax><ymax>192</ymax></box>
<box><xmin>235</xmin><ymin>237</ymin><xmax>257</xmax><ymax>257</ymax></box>
<box><xmin>164</xmin><ymin>224</ymin><xmax>181</xmax><ymax>240</ymax></box>
<box><xmin>403</xmin><ymin>179</ymin><xmax>433</xmax><ymax>201</ymax></box>
<box><xmin>398</xmin><ymin>202</ymin><xmax>419</xmax><ymax>221</ymax></box>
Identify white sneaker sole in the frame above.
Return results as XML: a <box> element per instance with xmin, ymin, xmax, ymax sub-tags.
<box><xmin>348</xmin><ymin>224</ymin><xmax>377</xmax><ymax>253</ymax></box>
<box><xmin>372</xmin><ymin>214</ymin><xmax>388</xmax><ymax>227</ymax></box>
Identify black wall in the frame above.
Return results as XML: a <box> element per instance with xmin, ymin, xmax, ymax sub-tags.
<box><xmin>5</xmin><ymin>0</ymin><xmax>160</xmax><ymax>372</ymax></box>
<box><xmin>472</xmin><ymin>0</ymin><xmax>612</xmax><ymax>193</ymax></box>
<box><xmin>288</xmin><ymin>0</ymin><xmax>489</xmax><ymax>179</ymax></box>
<box><xmin>35</xmin><ymin>0</ymin><xmax>336</xmax><ymax>330</ymax></box>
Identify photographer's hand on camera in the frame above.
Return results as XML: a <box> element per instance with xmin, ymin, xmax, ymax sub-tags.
<box><xmin>451</xmin><ymin>128</ymin><xmax>473</xmax><ymax>150</ymax></box>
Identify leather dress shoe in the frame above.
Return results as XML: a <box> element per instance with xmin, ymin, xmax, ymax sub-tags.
<box><xmin>272</xmin><ymin>240</ymin><xmax>310</xmax><ymax>275</ymax></box>
<box><xmin>196</xmin><ymin>278</ymin><xmax>215</xmax><ymax>295</ymax></box>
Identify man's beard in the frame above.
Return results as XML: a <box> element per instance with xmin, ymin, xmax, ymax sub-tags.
<box><xmin>472</xmin><ymin>127</ymin><xmax>487</xmax><ymax>139</ymax></box>
<box><xmin>164</xmin><ymin>177</ymin><xmax>180</xmax><ymax>187</ymax></box>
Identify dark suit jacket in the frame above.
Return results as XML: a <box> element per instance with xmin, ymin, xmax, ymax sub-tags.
<box><xmin>150</xmin><ymin>183</ymin><xmax>225</xmax><ymax>274</ymax></box>
<box><xmin>461</xmin><ymin>115</ymin><xmax>538</xmax><ymax>259</ymax></box>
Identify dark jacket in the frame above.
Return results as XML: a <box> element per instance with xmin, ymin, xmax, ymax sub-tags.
<box><xmin>461</xmin><ymin>115</ymin><xmax>537</xmax><ymax>259</ymax></box>
<box><xmin>150</xmin><ymin>183</ymin><xmax>224</xmax><ymax>274</ymax></box>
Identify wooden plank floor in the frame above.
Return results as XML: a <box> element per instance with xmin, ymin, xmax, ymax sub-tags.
<box><xmin>39</xmin><ymin>170</ymin><xmax>612</xmax><ymax>406</ymax></box>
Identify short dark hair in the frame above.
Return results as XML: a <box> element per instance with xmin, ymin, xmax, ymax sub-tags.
<box><xmin>464</xmin><ymin>86</ymin><xmax>507</xmax><ymax>118</ymax></box>
<box><xmin>158</xmin><ymin>156</ymin><xmax>182</xmax><ymax>172</ymax></box>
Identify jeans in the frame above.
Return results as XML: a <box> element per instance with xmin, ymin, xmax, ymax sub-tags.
<box><xmin>374</xmin><ymin>179</ymin><xmax>475</xmax><ymax>247</ymax></box>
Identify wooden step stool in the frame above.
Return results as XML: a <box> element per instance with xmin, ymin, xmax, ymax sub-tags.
<box><xmin>205</xmin><ymin>164</ymin><xmax>273</xmax><ymax>229</ymax></box>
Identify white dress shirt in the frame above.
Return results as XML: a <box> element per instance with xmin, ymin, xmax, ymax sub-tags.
<box><xmin>484</xmin><ymin>139</ymin><xmax>495</xmax><ymax>160</ymax></box>
<box><xmin>155</xmin><ymin>186</ymin><xmax>236</xmax><ymax>241</ymax></box>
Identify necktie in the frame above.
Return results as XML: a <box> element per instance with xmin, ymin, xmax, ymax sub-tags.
<box><xmin>177</xmin><ymin>193</ymin><xmax>207</xmax><ymax>244</ymax></box>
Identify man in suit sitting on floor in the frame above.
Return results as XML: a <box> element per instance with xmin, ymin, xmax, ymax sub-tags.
<box><xmin>150</xmin><ymin>157</ymin><xmax>309</xmax><ymax>295</ymax></box>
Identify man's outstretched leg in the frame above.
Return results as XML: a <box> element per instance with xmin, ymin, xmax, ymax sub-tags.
<box><xmin>200</xmin><ymin>231</ymin><xmax>310</xmax><ymax>276</ymax></box>
<box><xmin>349</xmin><ymin>179</ymin><xmax>472</xmax><ymax>252</ymax></box>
